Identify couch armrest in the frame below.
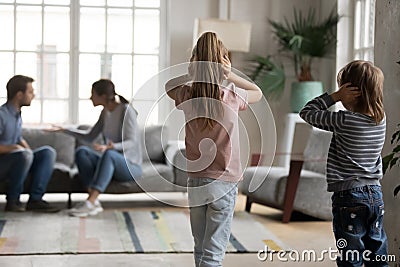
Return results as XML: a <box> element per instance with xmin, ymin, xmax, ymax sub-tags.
<box><xmin>165</xmin><ymin>140</ymin><xmax>185</xmax><ymax>167</ymax></box>
<box><xmin>165</xmin><ymin>140</ymin><xmax>187</xmax><ymax>187</ymax></box>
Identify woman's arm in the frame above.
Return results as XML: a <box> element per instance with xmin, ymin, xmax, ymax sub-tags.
<box><xmin>62</xmin><ymin>111</ymin><xmax>104</xmax><ymax>143</ymax></box>
<box><xmin>113</xmin><ymin>105</ymin><xmax>138</xmax><ymax>151</ymax></box>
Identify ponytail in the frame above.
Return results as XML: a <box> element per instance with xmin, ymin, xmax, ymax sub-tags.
<box><xmin>117</xmin><ymin>94</ymin><xmax>129</xmax><ymax>104</ymax></box>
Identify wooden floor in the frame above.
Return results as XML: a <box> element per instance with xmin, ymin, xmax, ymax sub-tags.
<box><xmin>0</xmin><ymin>192</ymin><xmax>336</xmax><ymax>267</ymax></box>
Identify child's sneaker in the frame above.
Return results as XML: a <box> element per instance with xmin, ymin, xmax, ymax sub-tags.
<box><xmin>68</xmin><ymin>200</ymin><xmax>102</xmax><ymax>217</ymax></box>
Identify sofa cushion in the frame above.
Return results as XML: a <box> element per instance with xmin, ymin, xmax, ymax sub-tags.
<box><xmin>303</xmin><ymin>129</ymin><xmax>332</xmax><ymax>175</ymax></box>
<box><xmin>22</xmin><ymin>128</ymin><xmax>75</xmax><ymax>167</ymax></box>
<box><xmin>104</xmin><ymin>162</ymin><xmax>178</xmax><ymax>193</ymax></box>
<box><xmin>142</xmin><ymin>125</ymin><xmax>168</xmax><ymax>163</ymax></box>
<box><xmin>70</xmin><ymin>161</ymin><xmax>178</xmax><ymax>193</ymax></box>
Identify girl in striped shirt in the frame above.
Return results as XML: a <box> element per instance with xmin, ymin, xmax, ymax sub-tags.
<box><xmin>300</xmin><ymin>60</ymin><xmax>388</xmax><ymax>266</ymax></box>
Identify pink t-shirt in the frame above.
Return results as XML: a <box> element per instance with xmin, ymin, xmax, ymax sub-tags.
<box><xmin>175</xmin><ymin>82</ymin><xmax>248</xmax><ymax>182</ymax></box>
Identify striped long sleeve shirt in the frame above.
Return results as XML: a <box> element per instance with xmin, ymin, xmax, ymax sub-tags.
<box><xmin>299</xmin><ymin>93</ymin><xmax>386</xmax><ymax>192</ymax></box>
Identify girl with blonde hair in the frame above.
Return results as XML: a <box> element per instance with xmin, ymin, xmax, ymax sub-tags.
<box><xmin>166</xmin><ymin>32</ymin><xmax>262</xmax><ymax>267</ymax></box>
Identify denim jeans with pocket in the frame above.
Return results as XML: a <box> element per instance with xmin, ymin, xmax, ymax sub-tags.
<box><xmin>332</xmin><ymin>185</ymin><xmax>388</xmax><ymax>267</ymax></box>
<box><xmin>75</xmin><ymin>146</ymin><xmax>142</xmax><ymax>192</ymax></box>
<box><xmin>187</xmin><ymin>177</ymin><xmax>238</xmax><ymax>267</ymax></box>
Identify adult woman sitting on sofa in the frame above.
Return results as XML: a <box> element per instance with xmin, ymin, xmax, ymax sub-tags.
<box><xmin>54</xmin><ymin>79</ymin><xmax>142</xmax><ymax>217</ymax></box>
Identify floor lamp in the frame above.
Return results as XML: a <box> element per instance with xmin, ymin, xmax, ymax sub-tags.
<box><xmin>193</xmin><ymin>18</ymin><xmax>252</xmax><ymax>61</ymax></box>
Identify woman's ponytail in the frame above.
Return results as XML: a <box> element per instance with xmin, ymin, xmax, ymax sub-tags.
<box><xmin>117</xmin><ymin>94</ymin><xmax>129</xmax><ymax>104</ymax></box>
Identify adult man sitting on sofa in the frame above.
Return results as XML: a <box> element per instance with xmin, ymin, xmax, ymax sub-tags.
<box><xmin>0</xmin><ymin>75</ymin><xmax>59</xmax><ymax>212</ymax></box>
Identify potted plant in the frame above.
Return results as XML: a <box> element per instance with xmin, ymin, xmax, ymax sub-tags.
<box><xmin>383</xmin><ymin>123</ymin><xmax>400</xmax><ymax>196</ymax></box>
<box><xmin>248</xmin><ymin>55</ymin><xmax>285</xmax><ymax>100</ymax></box>
<box><xmin>250</xmin><ymin>7</ymin><xmax>340</xmax><ymax>112</ymax></box>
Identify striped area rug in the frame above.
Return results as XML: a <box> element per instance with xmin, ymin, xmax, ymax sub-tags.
<box><xmin>0</xmin><ymin>210</ymin><xmax>286</xmax><ymax>254</ymax></box>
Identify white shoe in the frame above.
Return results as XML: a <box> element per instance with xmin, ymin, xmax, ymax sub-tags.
<box><xmin>68</xmin><ymin>200</ymin><xmax>102</xmax><ymax>217</ymax></box>
<box><xmin>69</xmin><ymin>200</ymin><xmax>103</xmax><ymax>213</ymax></box>
<box><xmin>94</xmin><ymin>200</ymin><xmax>103</xmax><ymax>213</ymax></box>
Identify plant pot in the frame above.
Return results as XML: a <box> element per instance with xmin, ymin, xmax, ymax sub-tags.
<box><xmin>290</xmin><ymin>81</ymin><xmax>324</xmax><ymax>113</ymax></box>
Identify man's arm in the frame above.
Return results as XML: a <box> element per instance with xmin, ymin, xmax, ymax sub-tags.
<box><xmin>0</xmin><ymin>144</ymin><xmax>25</xmax><ymax>154</ymax></box>
<box><xmin>19</xmin><ymin>138</ymin><xmax>30</xmax><ymax>149</ymax></box>
<box><xmin>0</xmin><ymin>114</ymin><xmax>26</xmax><ymax>154</ymax></box>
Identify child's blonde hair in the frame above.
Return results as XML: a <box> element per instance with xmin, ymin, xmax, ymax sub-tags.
<box><xmin>190</xmin><ymin>32</ymin><xmax>229</xmax><ymax>130</ymax></box>
<box><xmin>337</xmin><ymin>60</ymin><xmax>384</xmax><ymax>124</ymax></box>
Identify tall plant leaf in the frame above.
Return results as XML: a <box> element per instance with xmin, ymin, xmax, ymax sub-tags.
<box><xmin>269</xmin><ymin>7</ymin><xmax>340</xmax><ymax>81</ymax></box>
<box><xmin>247</xmin><ymin>56</ymin><xmax>285</xmax><ymax>100</ymax></box>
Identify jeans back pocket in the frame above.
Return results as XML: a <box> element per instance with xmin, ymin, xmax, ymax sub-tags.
<box><xmin>336</xmin><ymin>205</ymin><xmax>368</xmax><ymax>235</ymax></box>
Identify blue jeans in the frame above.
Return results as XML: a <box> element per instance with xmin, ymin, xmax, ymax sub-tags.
<box><xmin>75</xmin><ymin>146</ymin><xmax>142</xmax><ymax>192</ymax></box>
<box><xmin>0</xmin><ymin>146</ymin><xmax>56</xmax><ymax>201</ymax></box>
<box><xmin>332</xmin><ymin>185</ymin><xmax>388</xmax><ymax>267</ymax></box>
<box><xmin>188</xmin><ymin>177</ymin><xmax>237</xmax><ymax>267</ymax></box>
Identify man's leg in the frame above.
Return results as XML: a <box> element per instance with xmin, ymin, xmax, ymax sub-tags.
<box><xmin>26</xmin><ymin>146</ymin><xmax>59</xmax><ymax>212</ymax></box>
<box><xmin>0</xmin><ymin>150</ymin><xmax>33</xmax><ymax>204</ymax></box>
<box><xmin>28</xmin><ymin>146</ymin><xmax>56</xmax><ymax>201</ymax></box>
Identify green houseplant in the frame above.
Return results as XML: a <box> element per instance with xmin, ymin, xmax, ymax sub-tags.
<box><xmin>248</xmin><ymin>55</ymin><xmax>285</xmax><ymax>100</ymax></box>
<box><xmin>383</xmin><ymin>124</ymin><xmax>400</xmax><ymax>197</ymax></box>
<box><xmin>250</xmin><ymin>7</ymin><xmax>340</xmax><ymax>111</ymax></box>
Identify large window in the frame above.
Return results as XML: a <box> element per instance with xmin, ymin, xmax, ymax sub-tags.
<box><xmin>0</xmin><ymin>0</ymin><xmax>164</xmax><ymax>125</ymax></box>
<box><xmin>353</xmin><ymin>0</ymin><xmax>375</xmax><ymax>61</ymax></box>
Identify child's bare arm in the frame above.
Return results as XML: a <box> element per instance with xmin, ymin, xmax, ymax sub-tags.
<box><xmin>165</xmin><ymin>74</ymin><xmax>191</xmax><ymax>101</ymax></box>
<box><xmin>221</xmin><ymin>55</ymin><xmax>262</xmax><ymax>104</ymax></box>
<box><xmin>226</xmin><ymin>72</ymin><xmax>262</xmax><ymax>104</ymax></box>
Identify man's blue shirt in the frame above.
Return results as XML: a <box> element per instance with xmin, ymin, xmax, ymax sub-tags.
<box><xmin>0</xmin><ymin>102</ymin><xmax>22</xmax><ymax>145</ymax></box>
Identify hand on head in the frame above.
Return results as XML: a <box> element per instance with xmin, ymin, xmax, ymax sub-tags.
<box><xmin>332</xmin><ymin>82</ymin><xmax>361</xmax><ymax>105</ymax></box>
<box><xmin>221</xmin><ymin>55</ymin><xmax>231</xmax><ymax>80</ymax></box>
<box><xmin>337</xmin><ymin>82</ymin><xmax>361</xmax><ymax>102</ymax></box>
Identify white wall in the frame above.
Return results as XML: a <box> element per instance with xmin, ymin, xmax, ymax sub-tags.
<box><xmin>169</xmin><ymin>0</ymin><xmax>219</xmax><ymax>66</ymax></box>
<box><xmin>227</xmin><ymin>0</ymin><xmax>337</xmax><ymax>165</ymax></box>
<box><xmin>375</xmin><ymin>0</ymin><xmax>400</xmax><ymax>262</ymax></box>
<box><xmin>166</xmin><ymin>0</ymin><xmax>337</xmax><ymax>166</ymax></box>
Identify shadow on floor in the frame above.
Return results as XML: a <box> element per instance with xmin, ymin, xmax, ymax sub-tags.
<box><xmin>251</xmin><ymin>209</ymin><xmax>327</xmax><ymax>223</ymax></box>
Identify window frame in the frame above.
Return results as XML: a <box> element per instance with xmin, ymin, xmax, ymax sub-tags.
<box><xmin>0</xmin><ymin>0</ymin><xmax>168</xmax><ymax>125</ymax></box>
<box><xmin>353</xmin><ymin>0</ymin><xmax>376</xmax><ymax>62</ymax></box>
